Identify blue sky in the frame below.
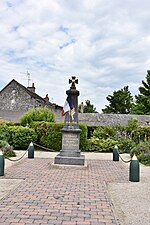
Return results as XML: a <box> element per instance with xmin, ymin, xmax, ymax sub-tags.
<box><xmin>0</xmin><ymin>0</ymin><xmax>150</xmax><ymax>112</ymax></box>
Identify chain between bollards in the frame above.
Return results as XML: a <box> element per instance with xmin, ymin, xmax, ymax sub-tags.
<box><xmin>113</xmin><ymin>145</ymin><xmax>140</xmax><ymax>182</ymax></box>
<box><xmin>113</xmin><ymin>145</ymin><xmax>132</xmax><ymax>163</ymax></box>
<box><xmin>33</xmin><ymin>143</ymin><xmax>56</xmax><ymax>152</ymax></box>
<box><xmin>0</xmin><ymin>142</ymin><xmax>34</xmax><ymax>176</ymax></box>
<box><xmin>0</xmin><ymin>142</ymin><xmax>55</xmax><ymax>176</ymax></box>
<box><xmin>4</xmin><ymin>149</ymin><xmax>28</xmax><ymax>162</ymax></box>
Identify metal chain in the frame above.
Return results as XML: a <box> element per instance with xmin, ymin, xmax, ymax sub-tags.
<box><xmin>117</xmin><ymin>150</ymin><xmax>132</xmax><ymax>163</ymax></box>
<box><xmin>33</xmin><ymin>143</ymin><xmax>56</xmax><ymax>152</ymax></box>
<box><xmin>4</xmin><ymin>148</ymin><xmax>28</xmax><ymax>162</ymax></box>
<box><xmin>4</xmin><ymin>143</ymin><xmax>56</xmax><ymax>162</ymax></box>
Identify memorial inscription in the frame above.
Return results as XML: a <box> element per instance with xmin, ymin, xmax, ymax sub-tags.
<box><xmin>62</xmin><ymin>134</ymin><xmax>79</xmax><ymax>149</ymax></box>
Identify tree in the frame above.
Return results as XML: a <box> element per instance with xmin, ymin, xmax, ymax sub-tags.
<box><xmin>20</xmin><ymin>107</ymin><xmax>55</xmax><ymax>126</ymax></box>
<box><xmin>102</xmin><ymin>86</ymin><xmax>134</xmax><ymax>114</ymax></box>
<box><xmin>78</xmin><ymin>100</ymin><xmax>97</xmax><ymax>113</ymax></box>
<box><xmin>132</xmin><ymin>70</ymin><xmax>150</xmax><ymax>115</ymax></box>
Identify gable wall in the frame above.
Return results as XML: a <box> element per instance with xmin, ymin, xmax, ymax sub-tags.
<box><xmin>0</xmin><ymin>80</ymin><xmax>45</xmax><ymax>111</ymax></box>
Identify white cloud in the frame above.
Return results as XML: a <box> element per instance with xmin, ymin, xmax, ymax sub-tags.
<box><xmin>0</xmin><ymin>0</ymin><xmax>150</xmax><ymax>112</ymax></box>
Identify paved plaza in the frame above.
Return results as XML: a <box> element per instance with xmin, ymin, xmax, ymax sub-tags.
<box><xmin>0</xmin><ymin>152</ymin><xmax>149</xmax><ymax>225</ymax></box>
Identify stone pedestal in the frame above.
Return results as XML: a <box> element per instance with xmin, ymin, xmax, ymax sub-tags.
<box><xmin>54</xmin><ymin>127</ymin><xmax>85</xmax><ymax>165</ymax></box>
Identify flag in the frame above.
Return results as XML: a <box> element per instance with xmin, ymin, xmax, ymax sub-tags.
<box><xmin>61</xmin><ymin>94</ymin><xmax>75</xmax><ymax>118</ymax></box>
<box><xmin>61</xmin><ymin>99</ymin><xmax>70</xmax><ymax>116</ymax></box>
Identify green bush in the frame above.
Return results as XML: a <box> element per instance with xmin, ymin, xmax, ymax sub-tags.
<box><xmin>130</xmin><ymin>141</ymin><xmax>150</xmax><ymax>157</ymax></box>
<box><xmin>89</xmin><ymin>125</ymin><xmax>129</xmax><ymax>152</ymax></box>
<box><xmin>93</xmin><ymin>126</ymin><xmax>116</xmax><ymax>139</ymax></box>
<box><xmin>90</xmin><ymin>123</ymin><xmax>150</xmax><ymax>153</ymax></box>
<box><xmin>118</xmin><ymin>138</ymin><xmax>136</xmax><ymax>153</ymax></box>
<box><xmin>138</xmin><ymin>154</ymin><xmax>150</xmax><ymax>166</ymax></box>
<box><xmin>8</xmin><ymin>126</ymin><xmax>37</xmax><ymax>149</ymax></box>
<box><xmin>130</xmin><ymin>126</ymin><xmax>150</xmax><ymax>144</ymax></box>
<box><xmin>20</xmin><ymin>107</ymin><xmax>55</xmax><ymax>127</ymax></box>
<box><xmin>30</xmin><ymin>121</ymin><xmax>47</xmax><ymax>144</ymax></box>
<box><xmin>87</xmin><ymin>137</ymin><xmax>119</xmax><ymax>152</ymax></box>
<box><xmin>39</xmin><ymin>123</ymin><xmax>63</xmax><ymax>151</ymax></box>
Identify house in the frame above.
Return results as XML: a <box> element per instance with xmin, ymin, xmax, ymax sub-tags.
<box><xmin>0</xmin><ymin>79</ymin><xmax>63</xmax><ymax>122</ymax></box>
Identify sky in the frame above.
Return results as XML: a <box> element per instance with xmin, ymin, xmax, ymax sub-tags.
<box><xmin>0</xmin><ymin>0</ymin><xmax>150</xmax><ymax>112</ymax></box>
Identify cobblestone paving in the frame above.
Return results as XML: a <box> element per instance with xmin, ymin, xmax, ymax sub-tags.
<box><xmin>0</xmin><ymin>158</ymin><xmax>128</xmax><ymax>225</ymax></box>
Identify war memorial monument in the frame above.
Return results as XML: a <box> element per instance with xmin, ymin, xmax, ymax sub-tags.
<box><xmin>54</xmin><ymin>76</ymin><xmax>85</xmax><ymax>165</ymax></box>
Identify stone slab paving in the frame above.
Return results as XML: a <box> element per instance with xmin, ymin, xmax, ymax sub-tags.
<box><xmin>0</xmin><ymin>158</ymin><xmax>129</xmax><ymax>225</ymax></box>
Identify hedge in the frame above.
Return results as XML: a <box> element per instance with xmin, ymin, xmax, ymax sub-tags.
<box><xmin>32</xmin><ymin>122</ymin><xmax>87</xmax><ymax>151</ymax></box>
<box><xmin>0</xmin><ymin>124</ymin><xmax>37</xmax><ymax>149</ymax></box>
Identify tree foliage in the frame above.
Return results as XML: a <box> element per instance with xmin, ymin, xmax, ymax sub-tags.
<box><xmin>132</xmin><ymin>70</ymin><xmax>150</xmax><ymax>115</ymax></box>
<box><xmin>78</xmin><ymin>100</ymin><xmax>97</xmax><ymax>113</ymax></box>
<box><xmin>102</xmin><ymin>86</ymin><xmax>134</xmax><ymax>114</ymax></box>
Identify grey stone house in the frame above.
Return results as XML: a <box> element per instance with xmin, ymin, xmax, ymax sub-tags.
<box><xmin>0</xmin><ymin>79</ymin><xmax>62</xmax><ymax>122</ymax></box>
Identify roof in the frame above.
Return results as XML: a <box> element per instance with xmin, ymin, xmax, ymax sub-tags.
<box><xmin>0</xmin><ymin>79</ymin><xmax>47</xmax><ymax>102</ymax></box>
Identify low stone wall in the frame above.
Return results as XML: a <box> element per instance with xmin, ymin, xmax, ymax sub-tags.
<box><xmin>0</xmin><ymin>110</ymin><xmax>26</xmax><ymax>122</ymax></box>
<box><xmin>1</xmin><ymin>110</ymin><xmax>150</xmax><ymax>126</ymax></box>
<box><xmin>78</xmin><ymin>113</ymin><xmax>150</xmax><ymax>126</ymax></box>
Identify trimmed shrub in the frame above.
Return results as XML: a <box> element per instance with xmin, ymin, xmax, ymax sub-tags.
<box><xmin>20</xmin><ymin>107</ymin><xmax>55</xmax><ymax>127</ymax></box>
<box><xmin>8</xmin><ymin>126</ymin><xmax>37</xmax><ymax>149</ymax></box>
<box><xmin>39</xmin><ymin>122</ymin><xmax>63</xmax><ymax>151</ymax></box>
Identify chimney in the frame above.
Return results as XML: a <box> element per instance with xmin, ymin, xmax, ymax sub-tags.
<box><xmin>44</xmin><ymin>94</ymin><xmax>49</xmax><ymax>103</ymax></box>
<box><xmin>27</xmin><ymin>83</ymin><xmax>36</xmax><ymax>93</ymax></box>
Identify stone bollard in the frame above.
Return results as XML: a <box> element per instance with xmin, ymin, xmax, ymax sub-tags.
<box><xmin>113</xmin><ymin>145</ymin><xmax>119</xmax><ymax>161</ymax></box>
<box><xmin>129</xmin><ymin>154</ymin><xmax>140</xmax><ymax>182</ymax></box>
<box><xmin>0</xmin><ymin>150</ymin><xmax>5</xmax><ymax>176</ymax></box>
<box><xmin>28</xmin><ymin>142</ymin><xmax>34</xmax><ymax>159</ymax></box>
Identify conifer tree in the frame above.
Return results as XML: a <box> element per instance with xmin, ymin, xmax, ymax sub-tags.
<box><xmin>102</xmin><ymin>86</ymin><xmax>134</xmax><ymax>114</ymax></box>
<box><xmin>132</xmin><ymin>70</ymin><xmax>150</xmax><ymax>115</ymax></box>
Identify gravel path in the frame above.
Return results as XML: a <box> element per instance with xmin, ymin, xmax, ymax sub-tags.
<box><xmin>108</xmin><ymin>164</ymin><xmax>150</xmax><ymax>225</ymax></box>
